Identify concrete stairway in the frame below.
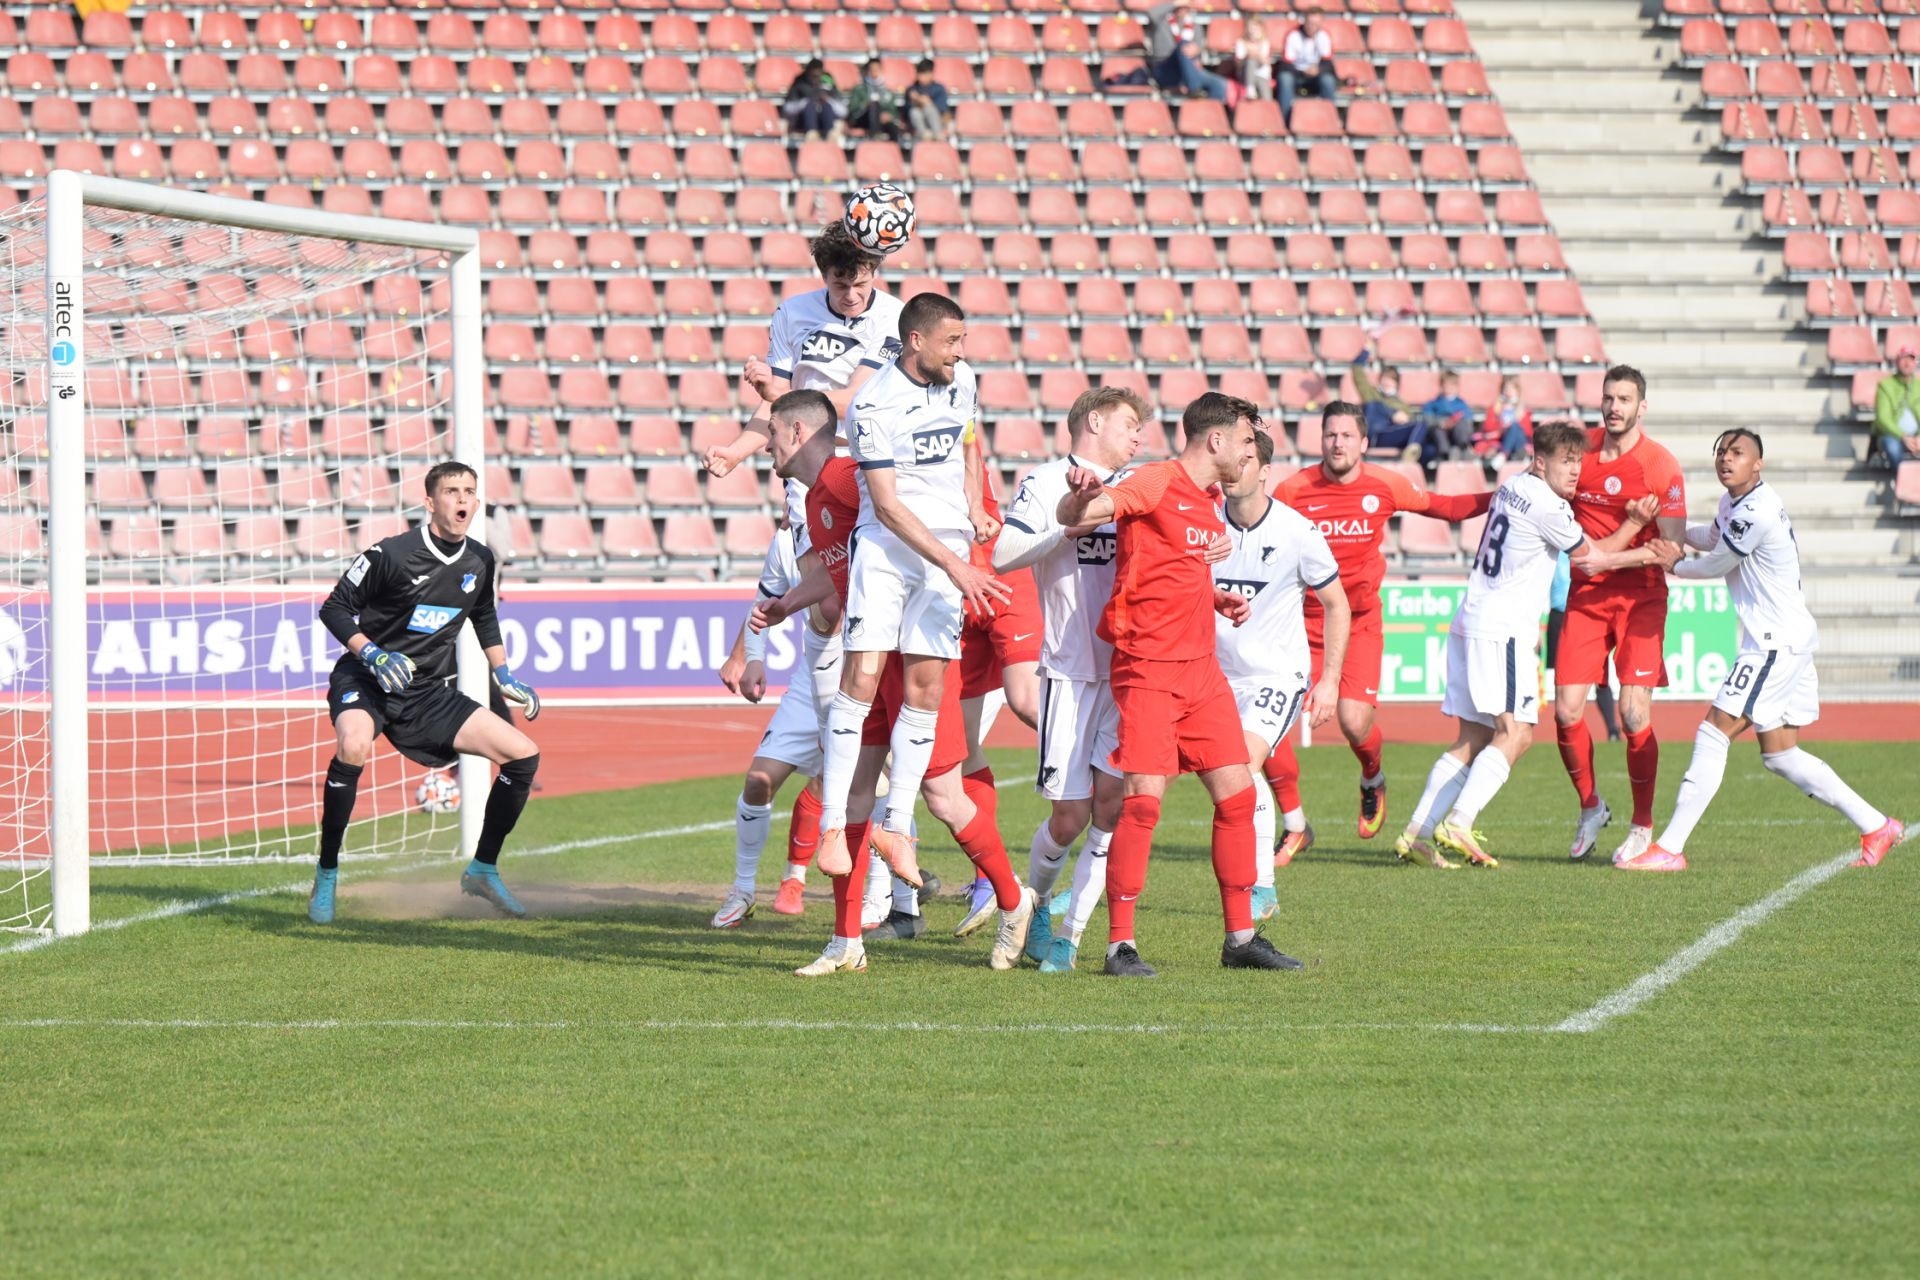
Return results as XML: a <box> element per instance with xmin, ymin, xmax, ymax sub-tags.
<box><xmin>1455</xmin><ymin>0</ymin><xmax>1920</xmax><ymax>697</ymax></box>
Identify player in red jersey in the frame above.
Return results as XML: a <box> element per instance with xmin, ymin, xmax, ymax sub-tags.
<box><xmin>753</xmin><ymin>394</ymin><xmax>1032</xmax><ymax>976</ymax></box>
<box><xmin>1266</xmin><ymin>400</ymin><xmax>1494</xmax><ymax>862</ymax></box>
<box><xmin>1554</xmin><ymin>366</ymin><xmax>1689</xmax><ymax>865</ymax></box>
<box><xmin>1055</xmin><ymin>393</ymin><xmax>1302</xmax><ymax>977</ymax></box>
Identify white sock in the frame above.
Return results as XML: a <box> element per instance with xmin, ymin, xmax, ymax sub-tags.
<box><xmin>1656</xmin><ymin>723</ymin><xmax>1729</xmax><ymax>854</ymax></box>
<box><xmin>883</xmin><ymin>704</ymin><xmax>939</xmax><ymax>832</ymax></box>
<box><xmin>1106</xmin><ymin>939</ymin><xmax>1133</xmax><ymax>958</ymax></box>
<box><xmin>1064</xmin><ymin>825</ymin><xmax>1111</xmax><ymax>943</ymax></box>
<box><xmin>819</xmin><ymin>691</ymin><xmax>871</xmax><ymax>829</ymax></box>
<box><xmin>1028</xmin><ymin>823</ymin><xmax>1071</xmax><ymax>897</ymax></box>
<box><xmin>1407</xmin><ymin>754</ymin><xmax>1469</xmax><ymax>838</ymax></box>
<box><xmin>1251</xmin><ymin>772</ymin><xmax>1277</xmax><ymax>890</ymax></box>
<box><xmin>1763</xmin><ymin>747</ymin><xmax>1887</xmax><ymax>835</ymax></box>
<box><xmin>732</xmin><ymin>796</ymin><xmax>772</xmax><ymax>894</ymax></box>
<box><xmin>782</xmin><ymin>861</ymin><xmax>807</xmax><ymax>884</ymax></box>
<box><xmin>890</xmin><ymin>872</ymin><xmax>920</xmax><ymax>916</ymax></box>
<box><xmin>1227</xmin><ymin>927</ymin><xmax>1255</xmax><ymax>946</ymax></box>
<box><xmin>1282</xmin><ymin>806</ymin><xmax>1306</xmax><ymax>834</ymax></box>
<box><xmin>1448</xmin><ymin>750</ymin><xmax>1511</xmax><ymax>828</ymax></box>
<box><xmin>862</xmin><ymin>839</ymin><xmax>891</xmax><ymax>908</ymax></box>
<box><xmin>828</xmin><ymin>933</ymin><xmax>860</xmax><ymax>955</ymax></box>
<box><xmin>1361</xmin><ymin>770</ymin><xmax>1385</xmax><ymax>789</ymax></box>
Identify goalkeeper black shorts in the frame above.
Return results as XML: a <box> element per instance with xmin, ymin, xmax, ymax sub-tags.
<box><xmin>327</xmin><ymin>662</ymin><xmax>482</xmax><ymax>768</ymax></box>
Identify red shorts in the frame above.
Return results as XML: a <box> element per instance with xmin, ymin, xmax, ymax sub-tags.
<box><xmin>1555</xmin><ymin>588</ymin><xmax>1669</xmax><ymax>688</ymax></box>
<box><xmin>1108</xmin><ymin>652</ymin><xmax>1246</xmax><ymax>777</ymax></box>
<box><xmin>863</xmin><ymin>652</ymin><xmax>969</xmax><ymax>777</ymax></box>
<box><xmin>959</xmin><ymin>567</ymin><xmax>1042</xmax><ymax>700</ymax></box>
<box><xmin>1308</xmin><ymin>607</ymin><xmax>1384</xmax><ymax>706</ymax></box>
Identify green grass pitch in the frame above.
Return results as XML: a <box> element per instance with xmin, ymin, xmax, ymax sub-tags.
<box><xmin>2</xmin><ymin>741</ymin><xmax>1914</xmax><ymax>1277</ymax></box>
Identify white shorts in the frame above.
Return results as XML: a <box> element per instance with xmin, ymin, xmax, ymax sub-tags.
<box><xmin>754</xmin><ymin>623</ymin><xmax>841</xmax><ymax>774</ymax></box>
<box><xmin>843</xmin><ymin>527</ymin><xmax>967</xmax><ymax>659</ymax></box>
<box><xmin>801</xmin><ymin>620</ymin><xmax>842</xmax><ymax>727</ymax></box>
<box><xmin>1035</xmin><ymin>676</ymin><xmax>1121</xmax><ymax>802</ymax></box>
<box><xmin>1712</xmin><ymin>644</ymin><xmax>1819</xmax><ymax>732</ymax></box>
<box><xmin>1232</xmin><ymin>677</ymin><xmax>1310</xmax><ymax>752</ymax></box>
<box><xmin>1441</xmin><ymin>631</ymin><xmax>1543</xmax><ymax>728</ymax></box>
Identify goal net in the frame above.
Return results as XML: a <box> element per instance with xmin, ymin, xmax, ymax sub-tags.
<box><xmin>0</xmin><ymin>173</ymin><xmax>485</xmax><ymax>935</ymax></box>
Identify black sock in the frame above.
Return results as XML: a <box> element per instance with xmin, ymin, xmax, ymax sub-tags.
<box><xmin>474</xmin><ymin>753</ymin><xmax>539</xmax><ymax>866</ymax></box>
<box><xmin>318</xmin><ymin>758</ymin><xmax>364</xmax><ymax>870</ymax></box>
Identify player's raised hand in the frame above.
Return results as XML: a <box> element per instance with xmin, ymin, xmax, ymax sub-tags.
<box><xmin>1064</xmin><ymin>465</ymin><xmax>1103</xmax><ymax>501</ymax></box>
<box><xmin>1306</xmin><ymin>676</ymin><xmax>1340</xmax><ymax>730</ymax></box>
<box><xmin>492</xmin><ymin>664</ymin><xmax>542</xmax><ymax>720</ymax></box>
<box><xmin>1202</xmin><ymin>531</ymin><xmax>1233</xmax><ymax>565</ymax></box>
<box><xmin>1624</xmin><ymin>494</ymin><xmax>1660</xmax><ymax>526</ymax></box>
<box><xmin>949</xmin><ymin>561</ymin><xmax>1015</xmax><ymax>619</ymax></box>
<box><xmin>1212</xmin><ymin>587</ymin><xmax>1252</xmax><ymax>627</ymax></box>
<box><xmin>739</xmin><ymin>660</ymin><xmax>767</xmax><ymax>704</ymax></box>
<box><xmin>742</xmin><ymin>356</ymin><xmax>776</xmax><ymax>401</ymax></box>
<box><xmin>359</xmin><ymin>642</ymin><xmax>416</xmax><ymax>695</ymax></box>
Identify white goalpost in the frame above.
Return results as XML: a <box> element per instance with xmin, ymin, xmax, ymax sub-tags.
<box><xmin>2</xmin><ymin>172</ymin><xmax>488</xmax><ymax>937</ymax></box>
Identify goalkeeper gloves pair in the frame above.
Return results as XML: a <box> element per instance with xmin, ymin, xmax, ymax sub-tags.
<box><xmin>357</xmin><ymin>644</ymin><xmax>540</xmax><ymax>720</ymax></box>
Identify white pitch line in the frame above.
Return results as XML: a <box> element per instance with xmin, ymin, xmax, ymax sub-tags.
<box><xmin>1554</xmin><ymin>823</ymin><xmax>1911</xmax><ymax>1033</ymax></box>
<box><xmin>0</xmin><ymin>1015</ymin><xmax>1555</xmax><ymax>1036</ymax></box>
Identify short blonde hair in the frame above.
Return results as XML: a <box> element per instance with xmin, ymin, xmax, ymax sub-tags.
<box><xmin>1067</xmin><ymin>386</ymin><xmax>1152</xmax><ymax>437</ymax></box>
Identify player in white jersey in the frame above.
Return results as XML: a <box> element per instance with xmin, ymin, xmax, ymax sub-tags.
<box><xmin>1625</xmin><ymin>430</ymin><xmax>1903</xmax><ymax>871</ymax></box>
<box><xmin>813</xmin><ymin>293</ymin><xmax>1019</xmax><ymax>904</ymax></box>
<box><xmin>1213</xmin><ymin>429</ymin><xmax>1349</xmax><ymax>920</ymax></box>
<box><xmin>702</xmin><ymin>222</ymin><xmax>904</xmax><ymax>551</ymax></box>
<box><xmin>1399</xmin><ymin>422</ymin><xmax>1682</xmax><ymax>868</ymax></box>
<box><xmin>708</xmin><ymin>397</ymin><xmax>850</xmax><ymax>926</ymax></box>
<box><xmin>990</xmin><ymin>386</ymin><xmax>1148</xmax><ymax>971</ymax></box>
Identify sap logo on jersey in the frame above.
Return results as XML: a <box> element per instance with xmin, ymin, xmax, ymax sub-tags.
<box><xmin>1216</xmin><ymin>579</ymin><xmax>1265</xmax><ymax>601</ymax></box>
<box><xmin>911</xmin><ymin>426</ymin><xmax>961</xmax><ymax>464</ymax></box>
<box><xmin>407</xmin><ymin>604</ymin><xmax>463</xmax><ymax>634</ymax></box>
<box><xmin>799</xmin><ymin>330</ymin><xmax>853</xmax><ymax>364</ymax></box>
<box><xmin>1074</xmin><ymin>532</ymin><xmax>1117</xmax><ymax>565</ymax></box>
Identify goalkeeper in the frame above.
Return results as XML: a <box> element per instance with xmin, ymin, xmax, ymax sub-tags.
<box><xmin>309</xmin><ymin>462</ymin><xmax>542</xmax><ymax>924</ymax></box>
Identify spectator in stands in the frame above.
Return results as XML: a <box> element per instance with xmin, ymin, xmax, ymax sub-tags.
<box><xmin>1421</xmin><ymin>370</ymin><xmax>1475</xmax><ymax>460</ymax></box>
<box><xmin>1278</xmin><ymin>10</ymin><xmax>1339</xmax><ymax>126</ymax></box>
<box><xmin>1234</xmin><ymin>18</ymin><xmax>1275</xmax><ymax>101</ymax></box>
<box><xmin>847</xmin><ymin>59</ymin><xmax>908</xmax><ymax>146</ymax></box>
<box><xmin>1478</xmin><ymin>374</ymin><xmax>1533</xmax><ymax>465</ymax></box>
<box><xmin>1350</xmin><ymin>351</ymin><xmax>1429</xmax><ymax>465</ymax></box>
<box><xmin>1872</xmin><ymin>346</ymin><xmax>1920</xmax><ymax>465</ymax></box>
<box><xmin>783</xmin><ymin>59</ymin><xmax>845</xmax><ymax>143</ymax></box>
<box><xmin>1146</xmin><ymin>3</ymin><xmax>1230</xmax><ymax>105</ymax></box>
<box><xmin>906</xmin><ymin>59</ymin><xmax>953</xmax><ymax>140</ymax></box>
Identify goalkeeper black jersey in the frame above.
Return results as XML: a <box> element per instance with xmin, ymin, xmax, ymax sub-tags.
<box><xmin>318</xmin><ymin>526</ymin><xmax>503</xmax><ymax>683</ymax></box>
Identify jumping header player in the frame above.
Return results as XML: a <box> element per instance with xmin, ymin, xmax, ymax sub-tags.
<box><xmin>310</xmin><ymin>462</ymin><xmax>543</xmax><ymax>924</ymax></box>
<box><xmin>1555</xmin><ymin>365</ymin><xmax>1689</xmax><ymax>864</ymax></box>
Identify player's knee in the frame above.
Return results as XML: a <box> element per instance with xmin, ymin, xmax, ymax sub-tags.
<box><xmin>1761</xmin><ymin>747</ymin><xmax>1799</xmax><ymax>778</ymax></box>
<box><xmin>742</xmin><ymin>767</ymin><xmax>778</xmax><ymax>806</ymax></box>
<box><xmin>1213</xmin><ymin>785</ymin><xmax>1256</xmax><ymax>823</ymax></box>
<box><xmin>334</xmin><ymin>742</ymin><xmax>371</xmax><ymax>768</ymax></box>
<box><xmin>1552</xmin><ymin>697</ymin><xmax>1585</xmax><ymax>729</ymax></box>
<box><xmin>1048</xmin><ymin>801</ymin><xmax>1091</xmax><ymax>845</ymax></box>
<box><xmin>1619</xmin><ymin>702</ymin><xmax>1652</xmax><ymax>734</ymax></box>
<box><xmin>501</xmin><ymin>752</ymin><xmax>539</xmax><ymax>787</ymax></box>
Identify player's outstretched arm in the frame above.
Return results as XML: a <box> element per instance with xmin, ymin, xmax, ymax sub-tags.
<box><xmin>1684</xmin><ymin>522</ymin><xmax>1720</xmax><ymax>551</ymax></box>
<box><xmin>752</xmin><ymin>560</ymin><xmax>836</xmax><ymax>633</ymax></box>
<box><xmin>1308</xmin><ymin>578</ymin><xmax>1351</xmax><ymax>729</ymax></box>
<box><xmin>964</xmin><ymin>429</ymin><xmax>1000</xmax><ymax>544</ymax></box>
<box><xmin>318</xmin><ymin>547</ymin><xmax>417</xmax><ymax>693</ymax></box>
<box><xmin>1055</xmin><ymin>465</ymin><xmax>1117</xmax><ymax>529</ymax></box>
<box><xmin>866</xmin><ymin>466</ymin><xmax>1014</xmax><ymax>615</ymax></box>
<box><xmin>1670</xmin><ymin>540</ymin><xmax>1740</xmax><ymax>581</ymax></box>
<box><xmin>487</xmin><ymin>645</ymin><xmax>541</xmax><ymax>720</ymax></box>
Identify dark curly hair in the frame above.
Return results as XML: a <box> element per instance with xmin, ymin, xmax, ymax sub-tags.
<box><xmin>810</xmin><ymin>221</ymin><xmax>883</xmax><ymax>277</ymax></box>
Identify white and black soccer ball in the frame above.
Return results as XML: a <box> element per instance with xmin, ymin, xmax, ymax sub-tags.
<box><xmin>843</xmin><ymin>182</ymin><xmax>916</xmax><ymax>257</ymax></box>
<box><xmin>415</xmin><ymin>769</ymin><xmax>460</xmax><ymax>815</ymax></box>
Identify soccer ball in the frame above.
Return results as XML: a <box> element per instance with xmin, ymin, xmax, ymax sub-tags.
<box><xmin>843</xmin><ymin>182</ymin><xmax>916</xmax><ymax>257</ymax></box>
<box><xmin>415</xmin><ymin>769</ymin><xmax>460</xmax><ymax>815</ymax></box>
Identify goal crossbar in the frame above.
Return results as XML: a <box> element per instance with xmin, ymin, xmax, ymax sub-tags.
<box><xmin>41</xmin><ymin>171</ymin><xmax>488</xmax><ymax>937</ymax></box>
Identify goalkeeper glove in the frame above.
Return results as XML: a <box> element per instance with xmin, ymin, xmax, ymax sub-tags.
<box><xmin>359</xmin><ymin>643</ymin><xmax>416</xmax><ymax>695</ymax></box>
<box><xmin>493</xmin><ymin>664</ymin><xmax>541</xmax><ymax>721</ymax></box>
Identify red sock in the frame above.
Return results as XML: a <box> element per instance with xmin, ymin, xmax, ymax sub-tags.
<box><xmin>1625</xmin><ymin>727</ymin><xmax>1659</xmax><ymax>828</ymax></box>
<box><xmin>955</xmin><ymin>809</ymin><xmax>1020</xmax><ymax>909</ymax></box>
<box><xmin>1264</xmin><ymin>738</ymin><xmax>1302</xmax><ymax>813</ymax></box>
<box><xmin>787</xmin><ymin>786</ymin><xmax>822</xmax><ymax>868</ymax></box>
<box><xmin>1105</xmin><ymin>794</ymin><xmax>1160</xmax><ymax>945</ymax></box>
<box><xmin>831</xmin><ymin>819</ymin><xmax>873</xmax><ymax>938</ymax></box>
<box><xmin>1556</xmin><ymin>716</ymin><xmax>1599</xmax><ymax>809</ymax></box>
<box><xmin>1351</xmin><ymin>724</ymin><xmax>1384</xmax><ymax>781</ymax></box>
<box><xmin>1211</xmin><ymin>786</ymin><xmax>1257</xmax><ymax>934</ymax></box>
<box><xmin>962</xmin><ymin>766</ymin><xmax>997</xmax><ymax>829</ymax></box>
